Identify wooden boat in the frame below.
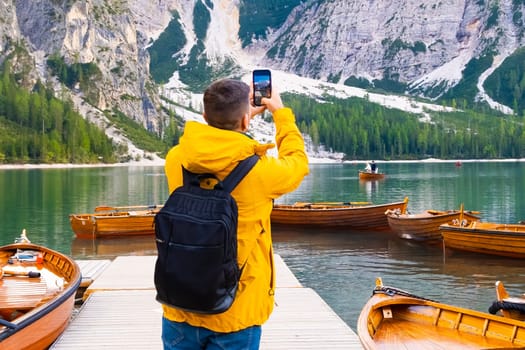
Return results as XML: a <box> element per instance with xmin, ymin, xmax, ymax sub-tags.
<box><xmin>385</xmin><ymin>206</ymin><xmax>481</xmax><ymax>242</ymax></box>
<box><xmin>271</xmin><ymin>197</ymin><xmax>408</xmax><ymax>230</ymax></box>
<box><xmin>357</xmin><ymin>277</ymin><xmax>525</xmax><ymax>349</ymax></box>
<box><xmin>359</xmin><ymin>170</ymin><xmax>385</xmax><ymax>180</ymax></box>
<box><xmin>488</xmin><ymin>280</ymin><xmax>525</xmax><ymax>321</ymax></box>
<box><xmin>0</xmin><ymin>231</ymin><xmax>81</xmax><ymax>350</ymax></box>
<box><xmin>69</xmin><ymin>204</ymin><xmax>162</xmax><ymax>238</ymax></box>
<box><xmin>440</xmin><ymin>220</ymin><xmax>525</xmax><ymax>258</ymax></box>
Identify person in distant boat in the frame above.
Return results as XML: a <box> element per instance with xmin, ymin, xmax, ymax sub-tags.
<box><xmin>366</xmin><ymin>160</ymin><xmax>378</xmax><ymax>173</ymax></box>
<box><xmin>160</xmin><ymin>78</ymin><xmax>309</xmax><ymax>349</ymax></box>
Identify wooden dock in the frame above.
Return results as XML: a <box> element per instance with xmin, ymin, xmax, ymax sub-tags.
<box><xmin>51</xmin><ymin>255</ymin><xmax>362</xmax><ymax>349</ymax></box>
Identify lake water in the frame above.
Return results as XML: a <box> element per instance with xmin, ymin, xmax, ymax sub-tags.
<box><xmin>1</xmin><ymin>161</ymin><xmax>525</xmax><ymax>331</ymax></box>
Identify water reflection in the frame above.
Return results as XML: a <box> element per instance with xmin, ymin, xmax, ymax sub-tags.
<box><xmin>2</xmin><ymin>163</ymin><xmax>525</xmax><ymax>331</ymax></box>
<box><xmin>272</xmin><ymin>226</ymin><xmax>525</xmax><ymax>329</ymax></box>
<box><xmin>359</xmin><ymin>179</ymin><xmax>379</xmax><ymax>199</ymax></box>
<box><xmin>71</xmin><ymin>235</ymin><xmax>157</xmax><ymax>260</ymax></box>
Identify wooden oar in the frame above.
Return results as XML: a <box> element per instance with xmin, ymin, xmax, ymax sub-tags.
<box><xmin>427</xmin><ymin>209</ymin><xmax>481</xmax><ymax>216</ymax></box>
<box><xmin>1</xmin><ymin>266</ymin><xmax>41</xmax><ymax>278</ymax></box>
<box><xmin>427</xmin><ymin>210</ymin><xmax>447</xmax><ymax>215</ymax></box>
<box><xmin>95</xmin><ymin>204</ymin><xmax>161</xmax><ymax>212</ymax></box>
<box><xmin>320</xmin><ymin>201</ymin><xmax>371</xmax><ymax>205</ymax></box>
<box><xmin>293</xmin><ymin>201</ymin><xmax>371</xmax><ymax>207</ymax></box>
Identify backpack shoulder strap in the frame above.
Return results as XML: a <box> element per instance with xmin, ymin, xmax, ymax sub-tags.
<box><xmin>221</xmin><ymin>154</ymin><xmax>260</xmax><ymax>193</ymax></box>
<box><xmin>181</xmin><ymin>167</ymin><xmax>195</xmax><ymax>186</ymax></box>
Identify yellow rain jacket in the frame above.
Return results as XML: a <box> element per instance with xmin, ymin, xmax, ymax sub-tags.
<box><xmin>162</xmin><ymin>107</ymin><xmax>309</xmax><ymax>332</ymax></box>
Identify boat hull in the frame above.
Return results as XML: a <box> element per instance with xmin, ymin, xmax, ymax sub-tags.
<box><xmin>271</xmin><ymin>198</ymin><xmax>408</xmax><ymax>230</ymax></box>
<box><xmin>386</xmin><ymin>210</ymin><xmax>480</xmax><ymax>242</ymax></box>
<box><xmin>69</xmin><ymin>214</ymin><xmax>96</xmax><ymax>237</ymax></box>
<box><xmin>0</xmin><ymin>242</ymin><xmax>81</xmax><ymax>350</ymax></box>
<box><xmin>440</xmin><ymin>222</ymin><xmax>525</xmax><ymax>258</ymax></box>
<box><xmin>359</xmin><ymin>171</ymin><xmax>385</xmax><ymax>180</ymax></box>
<box><xmin>70</xmin><ymin>208</ymin><xmax>159</xmax><ymax>238</ymax></box>
<box><xmin>358</xmin><ymin>278</ymin><xmax>525</xmax><ymax>349</ymax></box>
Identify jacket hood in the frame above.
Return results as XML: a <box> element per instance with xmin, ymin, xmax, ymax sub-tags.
<box><xmin>178</xmin><ymin>121</ymin><xmax>274</xmax><ymax>174</ymax></box>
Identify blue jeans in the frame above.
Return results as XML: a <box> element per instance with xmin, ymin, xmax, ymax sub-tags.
<box><xmin>162</xmin><ymin>317</ymin><xmax>262</xmax><ymax>350</ymax></box>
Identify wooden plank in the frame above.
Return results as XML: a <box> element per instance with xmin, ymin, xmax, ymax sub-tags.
<box><xmin>52</xmin><ymin>288</ymin><xmax>361</xmax><ymax>349</ymax></box>
<box><xmin>273</xmin><ymin>254</ymin><xmax>302</xmax><ymax>288</ymax></box>
<box><xmin>261</xmin><ymin>288</ymin><xmax>362</xmax><ymax>349</ymax></box>
<box><xmin>82</xmin><ymin>256</ymin><xmax>156</xmax><ymax>300</ymax></box>
<box><xmin>51</xmin><ymin>290</ymin><xmax>161</xmax><ymax>349</ymax></box>
<box><xmin>0</xmin><ymin>276</ymin><xmax>47</xmax><ymax>310</ymax></box>
<box><xmin>76</xmin><ymin>259</ymin><xmax>111</xmax><ymax>288</ymax></box>
<box><xmin>52</xmin><ymin>255</ymin><xmax>362</xmax><ymax>349</ymax></box>
<box><xmin>83</xmin><ymin>255</ymin><xmax>300</xmax><ymax>294</ymax></box>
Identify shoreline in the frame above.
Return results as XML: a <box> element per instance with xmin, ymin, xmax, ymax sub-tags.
<box><xmin>0</xmin><ymin>157</ymin><xmax>524</xmax><ymax>170</ymax></box>
<box><xmin>0</xmin><ymin>160</ymin><xmax>165</xmax><ymax>170</ymax></box>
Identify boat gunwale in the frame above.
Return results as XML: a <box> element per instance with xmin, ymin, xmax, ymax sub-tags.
<box><xmin>91</xmin><ymin>212</ymin><xmax>158</xmax><ymax>219</ymax></box>
<box><xmin>387</xmin><ymin>210</ymin><xmax>480</xmax><ymax>222</ymax></box>
<box><xmin>274</xmin><ymin>200</ymin><xmax>407</xmax><ymax>212</ymax></box>
<box><xmin>440</xmin><ymin>223</ymin><xmax>525</xmax><ymax>237</ymax></box>
<box><xmin>70</xmin><ymin>210</ymin><xmax>158</xmax><ymax>220</ymax></box>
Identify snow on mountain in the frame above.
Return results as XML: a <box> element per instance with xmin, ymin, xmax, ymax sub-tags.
<box><xmin>163</xmin><ymin>66</ymin><xmax>456</xmax><ymax>163</ymax></box>
<box><xmin>4</xmin><ymin>0</ymin><xmax>525</xmax><ymax>164</ymax></box>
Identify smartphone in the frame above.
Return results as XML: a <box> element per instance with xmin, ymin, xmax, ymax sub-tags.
<box><xmin>252</xmin><ymin>69</ymin><xmax>272</xmax><ymax>106</ymax></box>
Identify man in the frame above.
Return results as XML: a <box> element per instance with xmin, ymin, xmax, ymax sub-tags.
<box><xmin>370</xmin><ymin>160</ymin><xmax>377</xmax><ymax>173</ymax></box>
<box><xmin>366</xmin><ymin>160</ymin><xmax>377</xmax><ymax>173</ymax></box>
<box><xmin>161</xmin><ymin>77</ymin><xmax>309</xmax><ymax>349</ymax></box>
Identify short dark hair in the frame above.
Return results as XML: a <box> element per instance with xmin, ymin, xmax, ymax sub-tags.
<box><xmin>203</xmin><ymin>79</ymin><xmax>250</xmax><ymax>130</ymax></box>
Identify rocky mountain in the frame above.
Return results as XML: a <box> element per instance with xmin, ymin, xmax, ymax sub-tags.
<box><xmin>1</xmin><ymin>0</ymin><xmax>524</xmax><ymax>157</ymax></box>
<box><xmin>256</xmin><ymin>1</ymin><xmax>523</xmax><ymax>91</ymax></box>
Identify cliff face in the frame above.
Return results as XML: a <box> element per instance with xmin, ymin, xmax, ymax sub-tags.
<box><xmin>246</xmin><ymin>0</ymin><xmax>524</xmax><ymax>98</ymax></box>
<box><xmin>0</xmin><ymin>0</ymin><xmax>523</xmax><ymax>136</ymax></box>
<box><xmin>2</xmin><ymin>0</ymin><xmax>161</xmax><ymax>130</ymax></box>
<box><xmin>265</xmin><ymin>1</ymin><xmax>476</xmax><ymax>82</ymax></box>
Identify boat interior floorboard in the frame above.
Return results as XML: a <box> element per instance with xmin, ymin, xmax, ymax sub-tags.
<box><xmin>373</xmin><ymin>318</ymin><xmax>524</xmax><ymax>350</ymax></box>
<box><xmin>0</xmin><ymin>276</ymin><xmax>50</xmax><ymax>324</ymax></box>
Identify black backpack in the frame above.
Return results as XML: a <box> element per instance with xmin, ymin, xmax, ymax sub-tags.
<box><xmin>154</xmin><ymin>155</ymin><xmax>259</xmax><ymax>314</ymax></box>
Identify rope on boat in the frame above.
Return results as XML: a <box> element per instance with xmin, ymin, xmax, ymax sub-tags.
<box><xmin>373</xmin><ymin>285</ymin><xmax>436</xmax><ymax>302</ymax></box>
<box><xmin>451</xmin><ymin>218</ymin><xmax>469</xmax><ymax>226</ymax></box>
<box><xmin>488</xmin><ymin>300</ymin><xmax>525</xmax><ymax>315</ymax></box>
<box><xmin>385</xmin><ymin>208</ymin><xmax>411</xmax><ymax>216</ymax></box>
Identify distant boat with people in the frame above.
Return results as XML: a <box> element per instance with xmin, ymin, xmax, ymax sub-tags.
<box><xmin>359</xmin><ymin>160</ymin><xmax>385</xmax><ymax>180</ymax></box>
